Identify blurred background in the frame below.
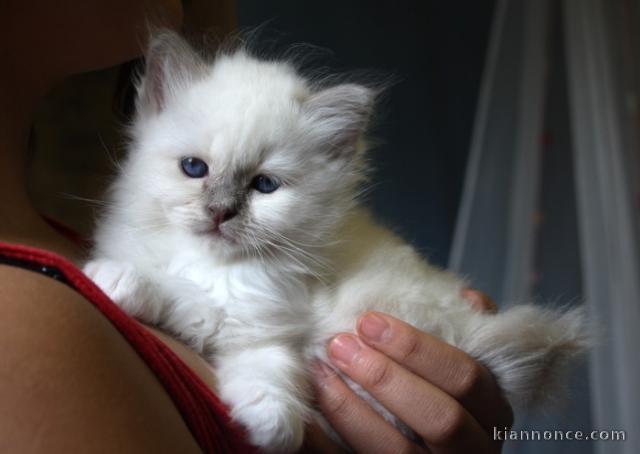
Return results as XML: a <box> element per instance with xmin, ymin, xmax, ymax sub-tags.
<box><xmin>28</xmin><ymin>1</ymin><xmax>639</xmax><ymax>453</ymax></box>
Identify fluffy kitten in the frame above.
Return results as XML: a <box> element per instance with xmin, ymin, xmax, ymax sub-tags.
<box><xmin>84</xmin><ymin>31</ymin><xmax>589</xmax><ymax>452</ymax></box>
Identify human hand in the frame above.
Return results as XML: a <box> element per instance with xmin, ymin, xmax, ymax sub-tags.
<box><xmin>312</xmin><ymin>290</ymin><xmax>512</xmax><ymax>453</ymax></box>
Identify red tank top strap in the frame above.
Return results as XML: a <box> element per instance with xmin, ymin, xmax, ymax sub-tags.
<box><xmin>0</xmin><ymin>241</ymin><xmax>256</xmax><ymax>454</ymax></box>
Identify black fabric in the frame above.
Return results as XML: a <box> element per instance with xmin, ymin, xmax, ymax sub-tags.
<box><xmin>0</xmin><ymin>256</ymin><xmax>70</xmax><ymax>285</ymax></box>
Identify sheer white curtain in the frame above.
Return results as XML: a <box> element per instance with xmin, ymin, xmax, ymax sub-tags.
<box><xmin>450</xmin><ymin>1</ymin><xmax>639</xmax><ymax>453</ymax></box>
<box><xmin>564</xmin><ymin>1</ymin><xmax>640</xmax><ymax>452</ymax></box>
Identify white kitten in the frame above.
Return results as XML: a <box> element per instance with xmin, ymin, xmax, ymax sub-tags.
<box><xmin>84</xmin><ymin>31</ymin><xmax>589</xmax><ymax>452</ymax></box>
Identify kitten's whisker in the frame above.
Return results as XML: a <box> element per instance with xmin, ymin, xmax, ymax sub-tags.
<box><xmin>255</xmin><ymin>228</ymin><xmax>323</xmax><ymax>264</ymax></box>
<box><xmin>119</xmin><ymin>220</ymin><xmax>176</xmax><ymax>233</ymax></box>
<box><xmin>60</xmin><ymin>193</ymin><xmax>112</xmax><ymax>207</ymax></box>
<box><xmin>97</xmin><ymin>134</ymin><xmax>123</xmax><ymax>171</ymax></box>
<box><xmin>257</xmin><ymin>226</ymin><xmax>333</xmax><ymax>271</ymax></box>
<box><xmin>255</xmin><ymin>233</ymin><xmax>330</xmax><ymax>285</ymax></box>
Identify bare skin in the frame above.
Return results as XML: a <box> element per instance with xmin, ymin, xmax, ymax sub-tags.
<box><xmin>0</xmin><ymin>1</ymin><xmax>511</xmax><ymax>452</ymax></box>
<box><xmin>0</xmin><ymin>266</ymin><xmax>203</xmax><ymax>453</ymax></box>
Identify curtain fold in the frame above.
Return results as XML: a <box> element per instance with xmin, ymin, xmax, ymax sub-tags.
<box><xmin>564</xmin><ymin>1</ymin><xmax>640</xmax><ymax>453</ymax></box>
<box><xmin>450</xmin><ymin>0</ymin><xmax>639</xmax><ymax>452</ymax></box>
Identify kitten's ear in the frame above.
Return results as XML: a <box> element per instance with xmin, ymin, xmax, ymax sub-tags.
<box><xmin>137</xmin><ymin>31</ymin><xmax>207</xmax><ymax>115</ymax></box>
<box><xmin>303</xmin><ymin>84</ymin><xmax>376</xmax><ymax>159</ymax></box>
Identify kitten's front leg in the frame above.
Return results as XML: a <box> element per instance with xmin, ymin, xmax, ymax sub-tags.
<box><xmin>216</xmin><ymin>344</ymin><xmax>310</xmax><ymax>453</ymax></box>
<box><xmin>83</xmin><ymin>258</ymin><xmax>163</xmax><ymax>324</ymax></box>
<box><xmin>84</xmin><ymin>258</ymin><xmax>226</xmax><ymax>353</ymax></box>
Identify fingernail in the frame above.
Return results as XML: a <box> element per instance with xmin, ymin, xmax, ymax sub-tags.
<box><xmin>461</xmin><ymin>289</ymin><xmax>481</xmax><ymax>307</ymax></box>
<box><xmin>329</xmin><ymin>334</ymin><xmax>361</xmax><ymax>366</ymax></box>
<box><xmin>358</xmin><ymin>313</ymin><xmax>390</xmax><ymax>342</ymax></box>
<box><xmin>461</xmin><ymin>288</ymin><xmax>496</xmax><ymax>313</ymax></box>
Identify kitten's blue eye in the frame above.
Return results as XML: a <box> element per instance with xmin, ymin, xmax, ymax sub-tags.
<box><xmin>181</xmin><ymin>157</ymin><xmax>208</xmax><ymax>178</ymax></box>
<box><xmin>251</xmin><ymin>175</ymin><xmax>280</xmax><ymax>194</ymax></box>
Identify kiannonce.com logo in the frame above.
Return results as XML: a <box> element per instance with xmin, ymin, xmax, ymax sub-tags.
<box><xmin>493</xmin><ymin>427</ymin><xmax>627</xmax><ymax>442</ymax></box>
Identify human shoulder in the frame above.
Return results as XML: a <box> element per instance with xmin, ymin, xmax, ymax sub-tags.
<box><xmin>0</xmin><ymin>264</ymin><xmax>201</xmax><ymax>453</ymax></box>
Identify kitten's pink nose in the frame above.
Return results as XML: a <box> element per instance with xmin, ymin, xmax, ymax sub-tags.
<box><xmin>209</xmin><ymin>207</ymin><xmax>238</xmax><ymax>228</ymax></box>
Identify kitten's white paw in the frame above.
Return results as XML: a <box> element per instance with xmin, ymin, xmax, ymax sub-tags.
<box><xmin>83</xmin><ymin>259</ymin><xmax>141</xmax><ymax>309</ymax></box>
<box><xmin>218</xmin><ymin>346</ymin><xmax>309</xmax><ymax>453</ymax></box>
<box><xmin>233</xmin><ymin>393</ymin><xmax>305</xmax><ymax>453</ymax></box>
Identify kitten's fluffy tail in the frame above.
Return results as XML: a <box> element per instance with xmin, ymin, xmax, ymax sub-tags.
<box><xmin>459</xmin><ymin>305</ymin><xmax>591</xmax><ymax>408</ymax></box>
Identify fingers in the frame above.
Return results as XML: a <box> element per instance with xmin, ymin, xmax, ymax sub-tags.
<box><xmin>327</xmin><ymin>334</ymin><xmax>497</xmax><ymax>453</ymax></box>
<box><xmin>312</xmin><ymin>361</ymin><xmax>425</xmax><ymax>454</ymax></box>
<box><xmin>461</xmin><ymin>289</ymin><xmax>497</xmax><ymax>313</ymax></box>
<box><xmin>317</xmin><ymin>293</ymin><xmax>510</xmax><ymax>452</ymax></box>
<box><xmin>355</xmin><ymin>312</ymin><xmax>513</xmax><ymax>433</ymax></box>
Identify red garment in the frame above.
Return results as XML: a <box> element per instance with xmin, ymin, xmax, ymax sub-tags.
<box><xmin>0</xmin><ymin>241</ymin><xmax>256</xmax><ymax>454</ymax></box>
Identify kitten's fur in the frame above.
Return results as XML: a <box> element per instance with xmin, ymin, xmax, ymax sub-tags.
<box><xmin>84</xmin><ymin>32</ymin><xmax>589</xmax><ymax>452</ymax></box>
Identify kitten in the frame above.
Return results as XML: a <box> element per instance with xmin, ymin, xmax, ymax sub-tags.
<box><xmin>84</xmin><ymin>31</ymin><xmax>589</xmax><ymax>452</ymax></box>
